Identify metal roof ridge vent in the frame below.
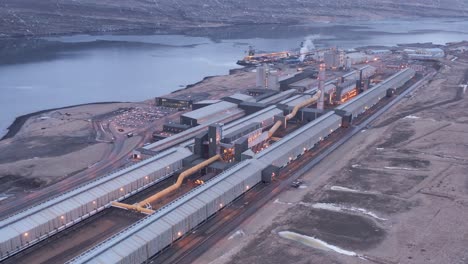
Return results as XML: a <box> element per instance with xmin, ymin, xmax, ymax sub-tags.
<box><xmin>67</xmin><ymin>160</ymin><xmax>254</xmax><ymax>263</ymax></box>
<box><xmin>256</xmin><ymin>111</ymin><xmax>335</xmax><ymax>158</ymax></box>
<box><xmin>0</xmin><ymin>147</ymin><xmax>185</xmax><ymax>227</ymax></box>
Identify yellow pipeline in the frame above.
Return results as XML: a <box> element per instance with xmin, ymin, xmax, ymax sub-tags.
<box><xmin>267</xmin><ymin>121</ymin><xmax>283</xmax><ymax>138</ymax></box>
<box><xmin>267</xmin><ymin>90</ymin><xmax>322</xmax><ymax>138</ymax></box>
<box><xmin>111</xmin><ymin>155</ymin><xmax>222</xmax><ymax>214</ymax></box>
<box><xmin>112</xmin><ymin>201</ymin><xmax>155</xmax><ymax>214</ymax></box>
<box><xmin>138</xmin><ymin>154</ymin><xmax>221</xmax><ymax>207</ymax></box>
<box><xmin>285</xmin><ymin>91</ymin><xmax>322</xmax><ymax>120</ymax></box>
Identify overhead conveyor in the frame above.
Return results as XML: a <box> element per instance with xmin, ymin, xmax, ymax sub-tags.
<box><xmin>267</xmin><ymin>90</ymin><xmax>322</xmax><ymax>138</ymax></box>
<box><xmin>112</xmin><ymin>154</ymin><xmax>222</xmax><ymax>214</ymax></box>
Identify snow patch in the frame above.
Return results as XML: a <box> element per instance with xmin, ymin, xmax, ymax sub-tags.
<box><xmin>228</xmin><ymin>230</ymin><xmax>245</xmax><ymax>240</ymax></box>
<box><xmin>404</xmin><ymin>115</ymin><xmax>420</xmax><ymax>119</ymax></box>
<box><xmin>330</xmin><ymin>186</ymin><xmax>379</xmax><ymax>195</ymax></box>
<box><xmin>331</xmin><ymin>186</ymin><xmax>361</xmax><ymax>193</ymax></box>
<box><xmin>273</xmin><ymin>199</ymin><xmax>294</xmax><ymax>205</ymax></box>
<box><xmin>0</xmin><ymin>194</ymin><xmax>12</xmax><ymax>202</ymax></box>
<box><xmin>278</xmin><ymin>231</ymin><xmax>358</xmax><ymax>257</ymax></box>
<box><xmin>384</xmin><ymin>166</ymin><xmax>419</xmax><ymax>171</ymax></box>
<box><xmin>308</xmin><ymin>203</ymin><xmax>387</xmax><ymax>221</ymax></box>
<box><xmin>376</xmin><ymin>147</ymin><xmax>384</xmax><ymax>151</ymax></box>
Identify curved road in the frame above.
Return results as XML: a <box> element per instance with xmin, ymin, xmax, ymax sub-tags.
<box><xmin>0</xmin><ymin>121</ymin><xmax>153</xmax><ymax>219</ymax></box>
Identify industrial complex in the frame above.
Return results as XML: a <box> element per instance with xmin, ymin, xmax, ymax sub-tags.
<box><xmin>1</xmin><ymin>41</ymin><xmax>466</xmax><ymax>264</ymax></box>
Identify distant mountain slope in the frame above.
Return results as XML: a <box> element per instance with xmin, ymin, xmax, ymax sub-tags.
<box><xmin>1</xmin><ymin>0</ymin><xmax>467</xmax><ymax>37</ymax></box>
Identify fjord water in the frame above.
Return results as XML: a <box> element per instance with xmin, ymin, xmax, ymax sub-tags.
<box><xmin>0</xmin><ymin>18</ymin><xmax>467</xmax><ymax>136</ymax></box>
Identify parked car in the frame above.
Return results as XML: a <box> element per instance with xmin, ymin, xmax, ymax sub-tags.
<box><xmin>291</xmin><ymin>180</ymin><xmax>302</xmax><ymax>188</ymax></box>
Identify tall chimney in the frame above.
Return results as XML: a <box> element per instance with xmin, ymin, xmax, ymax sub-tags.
<box><xmin>256</xmin><ymin>65</ymin><xmax>266</xmax><ymax>88</ymax></box>
<box><xmin>317</xmin><ymin>63</ymin><xmax>326</xmax><ymax>110</ymax></box>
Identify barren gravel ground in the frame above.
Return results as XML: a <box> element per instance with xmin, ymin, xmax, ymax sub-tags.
<box><xmin>0</xmin><ymin>70</ymin><xmax>255</xmax><ymax>201</ymax></box>
<box><xmin>195</xmin><ymin>56</ymin><xmax>468</xmax><ymax>264</ymax></box>
<box><xmin>1</xmin><ymin>0</ymin><xmax>467</xmax><ymax>37</ymax></box>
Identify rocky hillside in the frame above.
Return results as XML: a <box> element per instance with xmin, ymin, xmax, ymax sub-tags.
<box><xmin>1</xmin><ymin>0</ymin><xmax>467</xmax><ymax>37</ymax></box>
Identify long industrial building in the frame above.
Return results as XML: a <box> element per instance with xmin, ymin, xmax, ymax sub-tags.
<box><xmin>67</xmin><ymin>111</ymin><xmax>343</xmax><ymax>264</ymax></box>
<box><xmin>67</xmin><ymin>68</ymin><xmax>416</xmax><ymax>264</ymax></box>
<box><xmin>337</xmin><ymin>68</ymin><xmax>415</xmax><ymax>119</ymax></box>
<box><xmin>0</xmin><ymin>147</ymin><xmax>192</xmax><ymax>260</ymax></box>
<box><xmin>0</xmin><ymin>67</ymin><xmax>416</xmax><ymax>263</ymax></box>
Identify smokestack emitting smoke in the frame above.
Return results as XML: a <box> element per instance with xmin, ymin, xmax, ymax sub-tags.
<box><xmin>299</xmin><ymin>36</ymin><xmax>316</xmax><ymax>62</ymax></box>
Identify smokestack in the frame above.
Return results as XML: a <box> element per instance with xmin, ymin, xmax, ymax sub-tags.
<box><xmin>267</xmin><ymin>73</ymin><xmax>279</xmax><ymax>90</ymax></box>
<box><xmin>358</xmin><ymin>69</ymin><xmax>364</xmax><ymax>92</ymax></box>
<box><xmin>256</xmin><ymin>65</ymin><xmax>266</xmax><ymax>88</ymax></box>
<box><xmin>317</xmin><ymin>63</ymin><xmax>326</xmax><ymax>110</ymax></box>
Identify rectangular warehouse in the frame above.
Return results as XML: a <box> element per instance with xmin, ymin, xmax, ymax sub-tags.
<box><xmin>180</xmin><ymin>101</ymin><xmax>240</xmax><ymax>126</ymax></box>
<box><xmin>223</xmin><ymin>105</ymin><xmax>283</xmax><ymax>135</ymax></box>
<box><xmin>258</xmin><ymin>89</ymin><xmax>296</xmax><ymax>104</ymax></box>
<box><xmin>279</xmin><ymin>89</ymin><xmax>317</xmax><ymax>107</ymax></box>
<box><xmin>68</xmin><ymin>159</ymin><xmax>267</xmax><ymax>264</ymax></box>
<box><xmin>337</xmin><ymin>68</ymin><xmax>415</xmax><ymax>118</ymax></box>
<box><xmin>0</xmin><ymin>147</ymin><xmax>192</xmax><ymax>260</ymax></box>
<box><xmin>257</xmin><ymin>112</ymin><xmax>342</xmax><ymax>168</ymax></box>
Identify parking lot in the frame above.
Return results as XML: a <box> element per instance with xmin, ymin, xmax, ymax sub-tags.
<box><xmin>108</xmin><ymin>106</ymin><xmax>178</xmax><ymax>130</ymax></box>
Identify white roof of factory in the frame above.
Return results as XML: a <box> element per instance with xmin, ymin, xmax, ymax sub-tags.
<box><xmin>289</xmin><ymin>77</ymin><xmax>317</xmax><ymax>88</ymax></box>
<box><xmin>257</xmin><ymin>112</ymin><xmax>341</xmax><ymax>165</ymax></box>
<box><xmin>181</xmin><ymin>101</ymin><xmax>237</xmax><ymax>120</ymax></box>
<box><xmin>143</xmin><ymin>107</ymin><xmax>247</xmax><ymax>152</ymax></box>
<box><xmin>278</xmin><ymin>72</ymin><xmax>300</xmax><ymax>82</ymax></box>
<box><xmin>69</xmin><ymin>159</ymin><xmax>266</xmax><ymax>263</ymax></box>
<box><xmin>258</xmin><ymin>89</ymin><xmax>296</xmax><ymax>104</ymax></box>
<box><xmin>337</xmin><ymin>68</ymin><xmax>415</xmax><ymax>113</ymax></box>
<box><xmin>223</xmin><ymin>105</ymin><xmax>283</xmax><ymax>135</ymax></box>
<box><xmin>345</xmin><ymin>52</ymin><xmax>372</xmax><ymax>60</ymax></box>
<box><xmin>194</xmin><ymin>99</ymin><xmax>221</xmax><ymax>105</ymax></box>
<box><xmin>225</xmin><ymin>93</ymin><xmax>256</xmax><ymax>102</ymax></box>
<box><xmin>280</xmin><ymin>87</ymin><xmax>317</xmax><ymax>106</ymax></box>
<box><xmin>0</xmin><ymin>147</ymin><xmax>192</xmax><ymax>242</ymax></box>
<box><xmin>199</xmin><ymin>108</ymin><xmax>244</xmax><ymax>125</ymax></box>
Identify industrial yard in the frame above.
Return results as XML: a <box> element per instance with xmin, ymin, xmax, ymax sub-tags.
<box><xmin>192</xmin><ymin>50</ymin><xmax>468</xmax><ymax>264</ymax></box>
<box><xmin>0</xmin><ymin>39</ymin><xmax>467</xmax><ymax>264</ymax></box>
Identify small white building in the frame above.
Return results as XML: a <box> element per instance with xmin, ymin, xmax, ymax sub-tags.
<box><xmin>368</xmin><ymin>49</ymin><xmax>392</xmax><ymax>55</ymax></box>
<box><xmin>345</xmin><ymin>52</ymin><xmax>375</xmax><ymax>65</ymax></box>
<box><xmin>405</xmin><ymin>48</ymin><xmax>445</xmax><ymax>59</ymax></box>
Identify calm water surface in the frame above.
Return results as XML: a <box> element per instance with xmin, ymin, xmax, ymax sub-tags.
<box><xmin>0</xmin><ymin>18</ymin><xmax>467</xmax><ymax>136</ymax></box>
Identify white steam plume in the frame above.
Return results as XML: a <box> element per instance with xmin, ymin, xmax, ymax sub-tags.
<box><xmin>300</xmin><ymin>36</ymin><xmax>317</xmax><ymax>61</ymax></box>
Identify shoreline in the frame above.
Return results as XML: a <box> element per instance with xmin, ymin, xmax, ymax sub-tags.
<box><xmin>0</xmin><ymin>71</ymin><xmax>236</xmax><ymax>141</ymax></box>
<box><xmin>1</xmin><ymin>101</ymin><xmax>125</xmax><ymax>141</ymax></box>
<box><xmin>1</xmin><ymin>29</ymin><xmax>463</xmax><ymax>141</ymax></box>
<box><xmin>171</xmin><ymin>75</ymin><xmax>219</xmax><ymax>93</ymax></box>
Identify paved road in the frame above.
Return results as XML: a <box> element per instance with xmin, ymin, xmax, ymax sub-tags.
<box><xmin>152</xmin><ymin>73</ymin><xmax>434</xmax><ymax>264</ymax></box>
